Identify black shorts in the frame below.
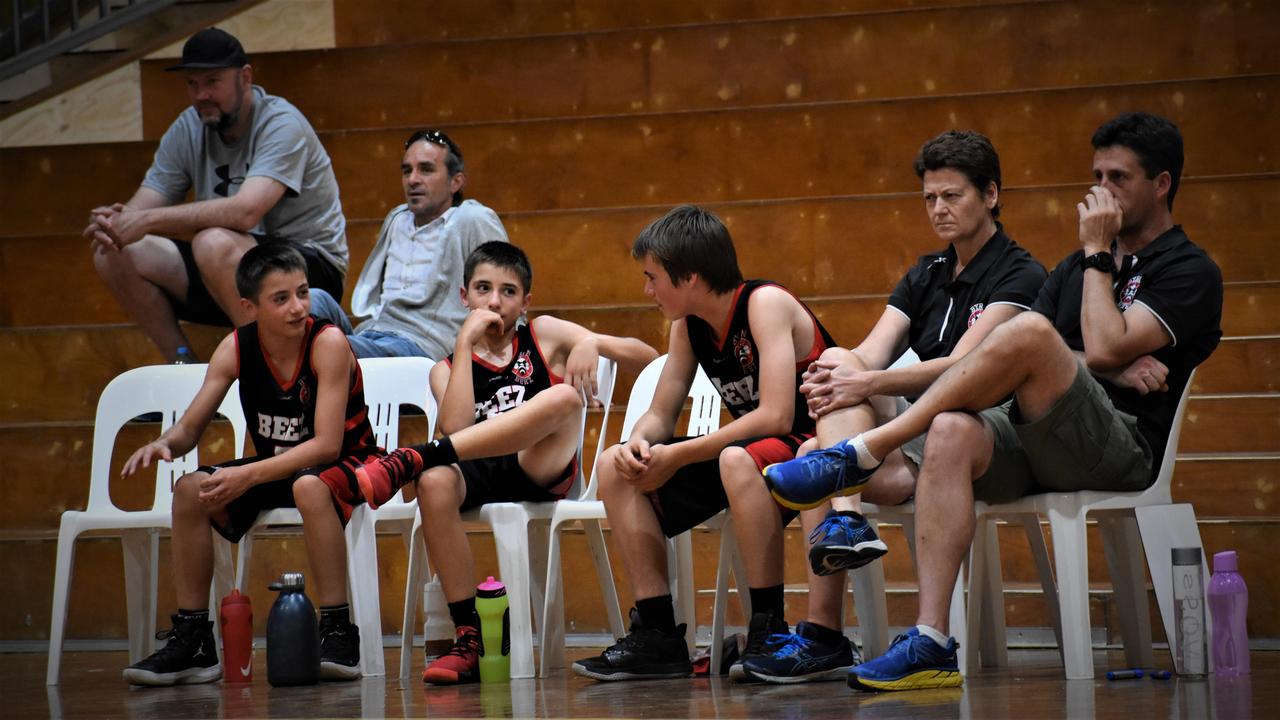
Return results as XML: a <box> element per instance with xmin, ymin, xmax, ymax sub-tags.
<box><xmin>201</xmin><ymin>448</ymin><xmax>382</xmax><ymax>542</ymax></box>
<box><xmin>647</xmin><ymin>434</ymin><xmax>807</xmax><ymax>538</ymax></box>
<box><xmin>455</xmin><ymin>454</ymin><xmax>577</xmax><ymax>513</ymax></box>
<box><xmin>172</xmin><ymin>235</ymin><xmax>344</xmax><ymax>326</ymax></box>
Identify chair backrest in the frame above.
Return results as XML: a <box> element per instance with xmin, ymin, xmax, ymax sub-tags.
<box><xmin>1149</xmin><ymin>368</ymin><xmax>1197</xmax><ymax>495</ymax></box>
<box><xmin>581</xmin><ymin>355</ymin><xmax>722</xmax><ymax>500</ymax></box>
<box><xmin>87</xmin><ymin>364</ymin><xmax>247</xmax><ymax>514</ymax></box>
<box><xmin>357</xmin><ymin>357</ymin><xmax>437</xmax><ymax>508</ymax></box>
<box><xmin>563</xmin><ymin>357</ymin><xmax>619</xmax><ymax>502</ymax></box>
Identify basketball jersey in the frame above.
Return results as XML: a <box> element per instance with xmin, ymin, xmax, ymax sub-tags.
<box><xmin>686</xmin><ymin>280</ymin><xmax>837</xmax><ymax>436</ymax></box>
<box><xmin>446</xmin><ymin>322</ymin><xmax>562</xmax><ymax>422</ymax></box>
<box><xmin>234</xmin><ymin>316</ymin><xmax>377</xmax><ymax>457</ymax></box>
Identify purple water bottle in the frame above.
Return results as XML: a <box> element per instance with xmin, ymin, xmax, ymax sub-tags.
<box><xmin>1207</xmin><ymin>550</ymin><xmax>1250</xmax><ymax>676</ymax></box>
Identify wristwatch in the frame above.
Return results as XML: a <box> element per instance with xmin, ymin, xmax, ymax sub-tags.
<box><xmin>1082</xmin><ymin>251</ymin><xmax>1113</xmax><ymax>273</ymax></box>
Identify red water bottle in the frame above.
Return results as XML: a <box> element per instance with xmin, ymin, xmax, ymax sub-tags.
<box><xmin>220</xmin><ymin>589</ymin><xmax>254</xmax><ymax>683</ymax></box>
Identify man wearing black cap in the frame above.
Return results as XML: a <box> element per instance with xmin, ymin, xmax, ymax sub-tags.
<box><xmin>87</xmin><ymin>27</ymin><xmax>348</xmax><ymax>362</ymax></box>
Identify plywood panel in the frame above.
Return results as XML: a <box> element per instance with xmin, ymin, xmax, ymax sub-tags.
<box><xmin>6</xmin><ymin>75</ymin><xmax>1276</xmax><ymax>235</ymax></box>
<box><xmin>142</xmin><ymin>1</ymin><xmax>1280</xmax><ymax>135</ymax></box>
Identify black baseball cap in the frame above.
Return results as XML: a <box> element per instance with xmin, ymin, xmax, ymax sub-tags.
<box><xmin>166</xmin><ymin>28</ymin><xmax>248</xmax><ymax>71</ymax></box>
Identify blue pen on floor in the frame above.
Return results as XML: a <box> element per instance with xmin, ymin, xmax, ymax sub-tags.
<box><xmin>1106</xmin><ymin>669</ymin><xmax>1144</xmax><ymax>680</ymax></box>
<box><xmin>1148</xmin><ymin>669</ymin><xmax>1173</xmax><ymax>680</ymax></box>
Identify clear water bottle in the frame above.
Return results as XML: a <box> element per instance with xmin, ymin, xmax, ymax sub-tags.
<box><xmin>476</xmin><ymin>576</ymin><xmax>510</xmax><ymax>682</ymax></box>
<box><xmin>266</xmin><ymin>572</ymin><xmax>319</xmax><ymax>686</ymax></box>
<box><xmin>423</xmin><ymin>577</ymin><xmax>453</xmax><ymax>659</ymax></box>
<box><xmin>1171</xmin><ymin>547</ymin><xmax>1207</xmax><ymax>678</ymax></box>
<box><xmin>1207</xmin><ymin>550</ymin><xmax>1250</xmax><ymax>676</ymax></box>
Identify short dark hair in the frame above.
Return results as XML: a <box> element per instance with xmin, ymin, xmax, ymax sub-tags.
<box><xmin>631</xmin><ymin>205</ymin><xmax>743</xmax><ymax>294</ymax></box>
<box><xmin>1091</xmin><ymin>112</ymin><xmax>1184</xmax><ymax>210</ymax></box>
<box><xmin>913</xmin><ymin>130</ymin><xmax>1003</xmax><ymax>218</ymax></box>
<box><xmin>464</xmin><ymin>242</ymin><xmax>533</xmax><ymax>294</ymax></box>
<box><xmin>404</xmin><ymin>129</ymin><xmax>466</xmax><ymax>206</ymax></box>
<box><xmin>235</xmin><ymin>243</ymin><xmax>307</xmax><ymax>300</ymax></box>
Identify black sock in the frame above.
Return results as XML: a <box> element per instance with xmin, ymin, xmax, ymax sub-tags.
<box><xmin>176</xmin><ymin>608</ymin><xmax>209</xmax><ymax>622</ymax></box>
<box><xmin>320</xmin><ymin>603</ymin><xmax>351</xmax><ymax>625</ymax></box>
<box><xmin>413</xmin><ymin>436</ymin><xmax>459</xmax><ymax>470</ymax></box>
<box><xmin>635</xmin><ymin>595</ymin><xmax>677</xmax><ymax>634</ymax></box>
<box><xmin>748</xmin><ymin>585</ymin><xmax>785</xmax><ymax>620</ymax></box>
<box><xmin>448</xmin><ymin>597</ymin><xmax>480</xmax><ymax>630</ymax></box>
<box><xmin>804</xmin><ymin>621</ymin><xmax>847</xmax><ymax>646</ymax></box>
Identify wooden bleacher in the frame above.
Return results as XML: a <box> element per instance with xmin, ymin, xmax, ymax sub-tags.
<box><xmin>1</xmin><ymin>0</ymin><xmax>1275</xmax><ymax>647</ymax></box>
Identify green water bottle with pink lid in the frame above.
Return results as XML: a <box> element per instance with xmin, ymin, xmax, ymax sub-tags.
<box><xmin>476</xmin><ymin>576</ymin><xmax>510</xmax><ymax>682</ymax></box>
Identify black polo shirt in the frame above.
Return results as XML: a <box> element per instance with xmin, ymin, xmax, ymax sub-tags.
<box><xmin>1033</xmin><ymin>225</ymin><xmax>1223</xmax><ymax>477</ymax></box>
<box><xmin>888</xmin><ymin>226</ymin><xmax>1047</xmax><ymax>374</ymax></box>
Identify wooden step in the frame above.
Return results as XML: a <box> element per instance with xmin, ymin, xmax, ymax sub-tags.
<box><xmin>4</xmin><ymin>292</ymin><xmax>1274</xmax><ymax>424</ymax></box>
<box><xmin>3</xmin><ymin>175</ymin><xmax>1277</xmax><ymax>326</ymax></box>
<box><xmin>4</xmin><ymin>75</ymin><xmax>1277</xmax><ymax>235</ymax></box>
<box><xmin>4</xmin><ymin>517</ymin><xmax>1276</xmax><ymax>641</ymax></box>
<box><xmin>140</xmin><ymin>0</ymin><xmax>1280</xmax><ymax>136</ymax></box>
<box><xmin>332</xmin><ymin>0</ymin><xmax>1022</xmax><ymax>46</ymax></box>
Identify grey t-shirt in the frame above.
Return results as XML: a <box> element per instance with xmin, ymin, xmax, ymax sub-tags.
<box><xmin>142</xmin><ymin>85</ymin><xmax>348</xmax><ymax>274</ymax></box>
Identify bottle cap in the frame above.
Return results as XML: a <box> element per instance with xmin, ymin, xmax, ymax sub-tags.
<box><xmin>1171</xmin><ymin>547</ymin><xmax>1201</xmax><ymax>565</ymax></box>
<box><xmin>477</xmin><ymin>575</ymin><xmax>506</xmax><ymax>598</ymax></box>
<box><xmin>222</xmin><ymin>588</ymin><xmax>250</xmax><ymax>606</ymax></box>
<box><xmin>269</xmin><ymin>572</ymin><xmax>306</xmax><ymax>591</ymax></box>
<box><xmin>1213</xmin><ymin>550</ymin><xmax>1238</xmax><ymax>573</ymax></box>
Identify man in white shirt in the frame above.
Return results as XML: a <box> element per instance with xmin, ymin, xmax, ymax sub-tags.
<box><xmin>310</xmin><ymin>129</ymin><xmax>508</xmax><ymax>359</ymax></box>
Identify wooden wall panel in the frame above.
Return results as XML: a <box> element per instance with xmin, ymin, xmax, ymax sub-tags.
<box><xmin>142</xmin><ymin>1</ymin><xmax>1280</xmax><ymax>136</ymax></box>
<box><xmin>6</xmin><ymin>75</ymin><xmax>1276</xmax><ymax>236</ymax></box>
<box><xmin>332</xmin><ymin>0</ymin><xmax>1015</xmax><ymax>46</ymax></box>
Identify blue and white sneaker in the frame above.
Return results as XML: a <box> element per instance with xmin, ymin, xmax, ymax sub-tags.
<box><xmin>763</xmin><ymin>440</ymin><xmax>880</xmax><ymax>510</ymax></box>
<box><xmin>741</xmin><ymin>621</ymin><xmax>859</xmax><ymax>684</ymax></box>
<box><xmin>848</xmin><ymin>627</ymin><xmax>961</xmax><ymax>692</ymax></box>
<box><xmin>808</xmin><ymin>510</ymin><xmax>888</xmax><ymax>575</ymax></box>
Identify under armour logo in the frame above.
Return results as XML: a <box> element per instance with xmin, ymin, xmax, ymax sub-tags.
<box><xmin>213</xmin><ymin>164</ymin><xmax>246</xmax><ymax>197</ymax></box>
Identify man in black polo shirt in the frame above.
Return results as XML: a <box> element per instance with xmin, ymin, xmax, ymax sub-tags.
<box><xmin>766</xmin><ymin>112</ymin><xmax>1223</xmax><ymax>691</ymax></box>
<box><xmin>739</xmin><ymin>130</ymin><xmax>1045</xmax><ymax>684</ymax></box>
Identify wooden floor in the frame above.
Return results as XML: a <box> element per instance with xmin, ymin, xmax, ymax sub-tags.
<box><xmin>17</xmin><ymin>647</ymin><xmax>1274</xmax><ymax>718</ymax></box>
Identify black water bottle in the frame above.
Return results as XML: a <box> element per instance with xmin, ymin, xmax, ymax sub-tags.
<box><xmin>266</xmin><ymin>572</ymin><xmax>320</xmax><ymax>686</ymax></box>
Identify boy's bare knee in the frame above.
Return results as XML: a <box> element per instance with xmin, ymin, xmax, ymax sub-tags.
<box><xmin>820</xmin><ymin>346</ymin><xmax>864</xmax><ymax>371</ymax></box>
<box><xmin>417</xmin><ymin>467</ymin><xmax>460</xmax><ymax>511</ymax></box>
<box><xmin>546</xmin><ymin>383</ymin><xmax>585</xmax><ymax>415</ymax></box>
<box><xmin>718</xmin><ymin>446</ymin><xmax>762</xmax><ymax>496</ymax></box>
<box><xmin>291</xmin><ymin>474</ymin><xmax>329</xmax><ymax>509</ymax></box>
<box><xmin>173</xmin><ymin>473</ymin><xmax>205</xmax><ymax>509</ymax></box>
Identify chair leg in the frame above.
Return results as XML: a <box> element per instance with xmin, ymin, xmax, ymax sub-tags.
<box><xmin>850</xmin><ymin>561</ymin><xmax>889</xmax><ymax>660</ymax></box>
<box><xmin>489</xmin><ymin>508</ymin><xmax>536</xmax><ymax>679</ymax></box>
<box><xmin>669</xmin><ymin>533</ymin><xmax>697</xmax><ymax>654</ymax></box>
<box><xmin>1047</xmin><ymin>505</ymin><xmax>1095</xmax><ymax>679</ymax></box>
<box><xmin>950</xmin><ymin>556</ymin><xmax>970</xmax><ymax>676</ymax></box>
<box><xmin>399</xmin><ymin>517</ymin><xmax>428</xmax><ymax>682</ymax></box>
<box><xmin>46</xmin><ymin>519</ymin><xmax>80</xmax><ymax>685</ymax></box>
<box><xmin>1099</xmin><ymin>514</ymin><xmax>1154</xmax><ymax>669</ymax></box>
<box><xmin>539</xmin><ymin>520</ymin><xmax>566</xmax><ymax>674</ymax></box>
<box><xmin>234</xmin><ymin>532</ymin><xmax>254</xmax><ymax>592</ymax></box>
<box><xmin>121</xmin><ymin>528</ymin><xmax>156</xmax><ymax>664</ymax></box>
<box><xmin>1134</xmin><ymin>503</ymin><xmax>1208</xmax><ymax>674</ymax></box>
<box><xmin>528</xmin><ymin>521</ymin><xmax>563</xmax><ymax>672</ymax></box>
<box><xmin>975</xmin><ymin>519</ymin><xmax>1007</xmax><ymax>669</ymax></box>
<box><xmin>210</xmin><ymin>533</ymin><xmax>236</xmax><ymax>665</ymax></box>
<box><xmin>346</xmin><ymin>508</ymin><xmax>385</xmax><ymax>677</ymax></box>
<box><xmin>709</xmin><ymin>517</ymin><xmax>738</xmax><ymax>675</ymax></box>
<box><xmin>1021</xmin><ymin>515</ymin><xmax>1064</xmax><ymax>663</ymax></box>
<box><xmin>582</xmin><ymin>519</ymin><xmax>625</xmax><ymax>638</ymax></box>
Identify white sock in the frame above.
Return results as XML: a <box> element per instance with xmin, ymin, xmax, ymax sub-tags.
<box><xmin>915</xmin><ymin>624</ymin><xmax>950</xmax><ymax>647</ymax></box>
<box><xmin>846</xmin><ymin>434</ymin><xmax>882</xmax><ymax>470</ymax></box>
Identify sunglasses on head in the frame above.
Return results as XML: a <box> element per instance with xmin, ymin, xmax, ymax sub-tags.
<box><xmin>404</xmin><ymin>129</ymin><xmax>460</xmax><ymax>156</ymax></box>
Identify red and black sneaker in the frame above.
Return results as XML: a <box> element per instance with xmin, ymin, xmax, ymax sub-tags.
<box><xmin>422</xmin><ymin>625</ymin><xmax>482</xmax><ymax>685</ymax></box>
<box><xmin>354</xmin><ymin>447</ymin><xmax>425</xmax><ymax>509</ymax></box>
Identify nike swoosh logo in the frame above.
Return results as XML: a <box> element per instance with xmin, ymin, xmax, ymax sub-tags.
<box><xmin>240</xmin><ymin>660</ymin><xmax>252</xmax><ymax>676</ymax></box>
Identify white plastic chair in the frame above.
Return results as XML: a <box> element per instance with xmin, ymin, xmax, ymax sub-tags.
<box><xmin>965</xmin><ymin>370</ymin><xmax>1202</xmax><ymax>679</ymax></box>
<box><xmin>46</xmin><ymin>364</ymin><xmax>247</xmax><ymax>685</ymax></box>
<box><xmin>398</xmin><ymin>357</ymin><xmax>616</xmax><ymax>680</ymax></box>
<box><xmin>233</xmin><ymin>356</ymin><xmax>435</xmax><ymax>677</ymax></box>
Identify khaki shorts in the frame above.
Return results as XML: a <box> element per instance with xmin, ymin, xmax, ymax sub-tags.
<box><xmin>898</xmin><ymin>363</ymin><xmax>1153</xmax><ymax>503</ymax></box>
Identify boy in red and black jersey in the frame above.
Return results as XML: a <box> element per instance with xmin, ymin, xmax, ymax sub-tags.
<box><xmin>572</xmin><ymin>205</ymin><xmax>854</xmax><ymax>683</ymax></box>
<box><xmin>353</xmin><ymin>242</ymin><xmax>658</xmax><ymax>684</ymax></box>
<box><xmin>120</xmin><ymin>244</ymin><xmax>381</xmax><ymax>687</ymax></box>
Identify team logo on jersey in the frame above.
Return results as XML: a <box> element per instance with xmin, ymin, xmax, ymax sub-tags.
<box><xmin>967</xmin><ymin>302</ymin><xmax>986</xmax><ymax>327</ymax></box>
<box><xmin>732</xmin><ymin>330</ymin><xmax>757</xmax><ymax>374</ymax></box>
<box><xmin>1118</xmin><ymin>275</ymin><xmax>1143</xmax><ymax>310</ymax></box>
<box><xmin>511</xmin><ymin>351</ymin><xmax>535</xmax><ymax>385</ymax></box>
<box><xmin>213</xmin><ymin>164</ymin><xmax>247</xmax><ymax>197</ymax></box>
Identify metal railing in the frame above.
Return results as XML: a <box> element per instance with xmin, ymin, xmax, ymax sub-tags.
<box><xmin>1</xmin><ymin>0</ymin><xmax>180</xmax><ymax>82</ymax></box>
